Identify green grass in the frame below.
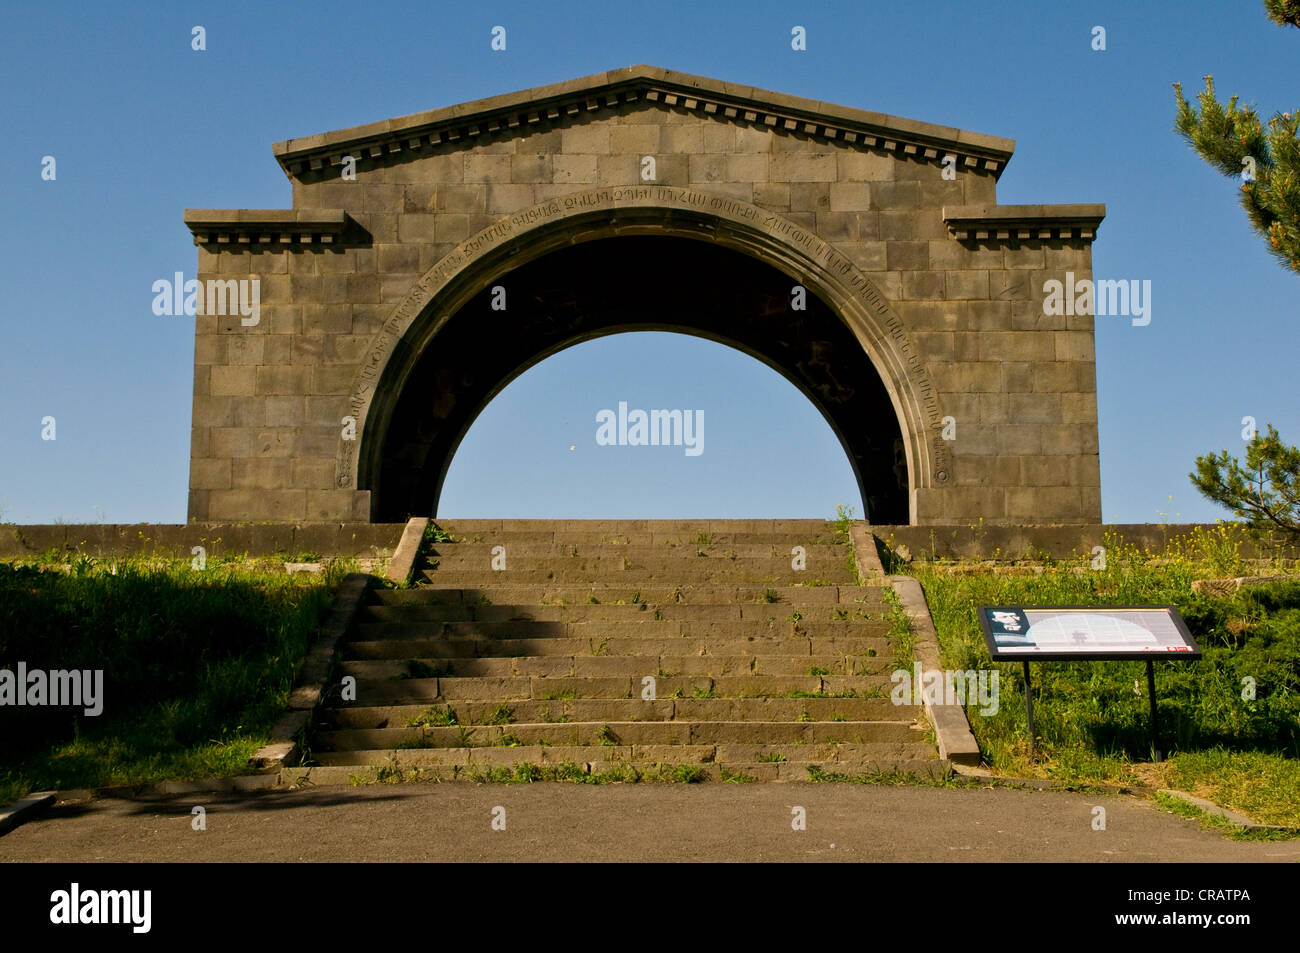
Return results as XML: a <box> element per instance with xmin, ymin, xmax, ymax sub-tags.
<box><xmin>1162</xmin><ymin>749</ymin><xmax>1300</xmax><ymax>828</ymax></box>
<box><xmin>422</xmin><ymin>524</ymin><xmax>456</xmax><ymax>545</ymax></box>
<box><xmin>0</xmin><ymin>552</ymin><xmax>351</xmax><ymax>803</ymax></box>
<box><xmin>539</xmin><ymin>689</ymin><xmax>579</xmax><ymax>701</ymax></box>
<box><xmin>450</xmin><ymin>761</ymin><xmax>709</xmax><ymax>784</ymax></box>
<box><xmin>905</xmin><ymin>526</ymin><xmax>1300</xmax><ymax>828</ymax></box>
<box><xmin>398</xmin><ymin>659</ymin><xmax>445</xmax><ymax>679</ymax></box>
<box><xmin>806</xmin><ymin>764</ymin><xmax>961</xmax><ymax>787</ymax></box>
<box><xmin>1151</xmin><ymin>791</ymin><xmax>1297</xmax><ymax>840</ymax></box>
<box><xmin>393</xmin><ymin>735</ymin><xmax>438</xmax><ymax>750</ymax></box>
<box><xmin>408</xmin><ymin>705</ymin><xmax>458</xmax><ymax>727</ymax></box>
<box><xmin>832</xmin><ymin>503</ymin><xmax>854</xmax><ymax>544</ymax></box>
<box><xmin>881</xmin><ymin>584</ymin><xmax>916</xmax><ymax>668</ymax></box>
<box><xmin>719</xmin><ymin>767</ymin><xmax>757</xmax><ymax>783</ymax></box>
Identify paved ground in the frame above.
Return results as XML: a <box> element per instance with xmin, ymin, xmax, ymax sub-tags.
<box><xmin>1</xmin><ymin>782</ymin><xmax>1294</xmax><ymax>862</ymax></box>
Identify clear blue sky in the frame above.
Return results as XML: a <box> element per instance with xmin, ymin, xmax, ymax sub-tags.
<box><xmin>1</xmin><ymin>0</ymin><xmax>1296</xmax><ymax>524</ymax></box>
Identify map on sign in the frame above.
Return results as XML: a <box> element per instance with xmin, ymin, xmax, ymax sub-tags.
<box><xmin>977</xmin><ymin>606</ymin><xmax>1201</xmax><ymax>661</ymax></box>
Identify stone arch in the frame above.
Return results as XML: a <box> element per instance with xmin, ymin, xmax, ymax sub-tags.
<box><xmin>339</xmin><ymin>186</ymin><xmax>948</xmax><ymax>522</ymax></box>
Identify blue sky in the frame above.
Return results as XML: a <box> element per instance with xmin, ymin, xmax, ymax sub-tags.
<box><xmin>1</xmin><ymin>0</ymin><xmax>1296</xmax><ymax>523</ymax></box>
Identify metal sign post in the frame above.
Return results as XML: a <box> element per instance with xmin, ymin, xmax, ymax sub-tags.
<box><xmin>1146</xmin><ymin>658</ymin><xmax>1161</xmax><ymax>762</ymax></box>
<box><xmin>1022</xmin><ymin>660</ymin><xmax>1036</xmax><ymax>759</ymax></box>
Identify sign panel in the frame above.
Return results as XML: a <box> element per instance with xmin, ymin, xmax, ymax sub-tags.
<box><xmin>977</xmin><ymin>605</ymin><xmax>1201</xmax><ymax>661</ymax></box>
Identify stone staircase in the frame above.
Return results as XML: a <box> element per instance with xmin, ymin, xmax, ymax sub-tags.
<box><xmin>300</xmin><ymin>520</ymin><xmax>942</xmax><ymax>782</ymax></box>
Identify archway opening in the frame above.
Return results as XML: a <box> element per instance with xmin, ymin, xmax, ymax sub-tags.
<box><xmin>365</xmin><ymin>234</ymin><xmax>909</xmax><ymax>522</ymax></box>
<box><xmin>438</xmin><ymin>331</ymin><xmax>868</xmax><ymax>518</ymax></box>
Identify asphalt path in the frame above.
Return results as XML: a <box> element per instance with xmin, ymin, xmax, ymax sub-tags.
<box><xmin>1</xmin><ymin>782</ymin><xmax>1294</xmax><ymax>862</ymax></box>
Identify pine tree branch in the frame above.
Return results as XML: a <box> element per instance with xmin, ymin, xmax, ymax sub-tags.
<box><xmin>1264</xmin><ymin>0</ymin><xmax>1300</xmax><ymax>28</ymax></box>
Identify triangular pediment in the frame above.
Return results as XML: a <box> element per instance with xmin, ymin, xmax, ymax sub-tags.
<box><xmin>272</xmin><ymin>65</ymin><xmax>1016</xmax><ymax>181</ymax></box>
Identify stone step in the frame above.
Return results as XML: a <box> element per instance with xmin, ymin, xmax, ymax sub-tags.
<box><xmin>338</xmin><ymin>653</ymin><xmax>896</xmax><ymax>679</ymax></box>
<box><xmin>345</xmin><ymin>635</ymin><xmax>893</xmax><ymax>659</ymax></box>
<box><xmin>320</xmin><ymin>696</ymin><xmax>909</xmax><ymax>728</ymax></box>
<box><xmin>420</xmin><ymin>569</ymin><xmax>858</xmax><ymax>586</ymax></box>
<box><xmin>309</xmin><ymin>740</ymin><xmax>937</xmax><ymax>767</ymax></box>
<box><xmin>430</xmin><ymin>540</ymin><xmax>852</xmax><ymax>555</ymax></box>
<box><xmin>436</xmin><ymin>531</ymin><xmax>848</xmax><ymax>546</ymax></box>
<box><xmin>298</xmin><ymin>518</ymin><xmax>925</xmax><ymax>784</ymax></box>
<box><xmin>427</xmin><ymin>558</ymin><xmax>856</xmax><ymax>578</ymax></box>
<box><xmin>428</xmin><ymin>548</ymin><xmax>855</xmax><ymax>567</ymax></box>
<box><xmin>316</xmin><ymin>719</ymin><xmax>922</xmax><ymax>750</ymax></box>
<box><xmin>364</xmin><ymin>595</ymin><xmax>886</xmax><ymax>620</ymax></box>
<box><xmin>282</xmin><ymin>758</ymin><xmax>947</xmax><ymax>785</ymax></box>
<box><xmin>402</xmin><ymin>584</ymin><xmax>881</xmax><ymax>605</ymax></box>
<box><xmin>351</xmin><ymin>617</ymin><xmax>891</xmax><ymax>639</ymax></box>
<box><xmin>434</xmin><ymin>519</ymin><xmax>843</xmax><ymax>535</ymax></box>
<box><xmin>344</xmin><ymin>673</ymin><xmax>894</xmax><ymax>703</ymax></box>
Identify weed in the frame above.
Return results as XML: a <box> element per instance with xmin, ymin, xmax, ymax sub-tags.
<box><xmin>719</xmin><ymin>767</ymin><xmax>757</xmax><ymax>783</ymax></box>
<box><xmin>398</xmin><ymin>659</ymin><xmax>444</xmax><ymax>680</ymax></box>
<box><xmin>833</xmin><ymin>504</ymin><xmax>855</xmax><ymax>543</ymax></box>
<box><xmin>408</xmin><ymin>705</ymin><xmax>457</xmax><ymax>727</ymax></box>
<box><xmin>393</xmin><ymin>735</ymin><xmax>437</xmax><ymax>750</ymax></box>
<box><xmin>664</xmin><ymin>764</ymin><xmax>708</xmax><ymax>783</ymax></box>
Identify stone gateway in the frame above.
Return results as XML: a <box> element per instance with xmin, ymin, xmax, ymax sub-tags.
<box><xmin>184</xmin><ymin>65</ymin><xmax>1104</xmax><ymax>525</ymax></box>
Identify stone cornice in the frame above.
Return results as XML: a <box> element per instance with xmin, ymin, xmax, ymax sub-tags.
<box><xmin>183</xmin><ymin>209</ymin><xmax>366</xmax><ymax>248</ymax></box>
<box><xmin>942</xmin><ymin>204</ymin><xmax>1106</xmax><ymax>242</ymax></box>
<box><xmin>272</xmin><ymin>65</ymin><xmax>1017</xmax><ymax>181</ymax></box>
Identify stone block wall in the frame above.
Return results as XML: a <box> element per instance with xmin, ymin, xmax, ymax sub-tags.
<box><xmin>186</xmin><ymin>66</ymin><xmax>1103</xmax><ymax>524</ymax></box>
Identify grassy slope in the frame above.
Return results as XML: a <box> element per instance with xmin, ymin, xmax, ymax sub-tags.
<box><xmin>0</xmin><ymin>553</ymin><xmax>354</xmax><ymax>803</ymax></box>
<box><xmin>894</xmin><ymin>526</ymin><xmax>1300</xmax><ymax>827</ymax></box>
